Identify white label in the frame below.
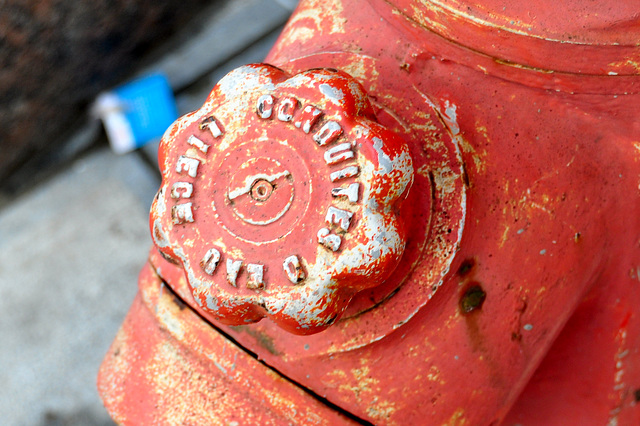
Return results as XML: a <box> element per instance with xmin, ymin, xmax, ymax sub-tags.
<box><xmin>201</xmin><ymin>248</ymin><xmax>221</xmax><ymax>275</ymax></box>
<box><xmin>99</xmin><ymin>99</ymin><xmax>136</xmax><ymax>154</ymax></box>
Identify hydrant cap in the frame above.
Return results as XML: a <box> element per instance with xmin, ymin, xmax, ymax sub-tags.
<box><xmin>150</xmin><ymin>64</ymin><xmax>414</xmax><ymax>334</ymax></box>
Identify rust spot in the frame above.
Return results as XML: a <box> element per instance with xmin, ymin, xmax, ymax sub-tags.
<box><xmin>157</xmin><ymin>248</ymin><xmax>179</xmax><ymax>265</ymax></box>
<box><xmin>170</xmin><ymin>291</ymin><xmax>187</xmax><ymax>311</ymax></box>
<box><xmin>233</xmin><ymin>325</ymin><xmax>282</xmax><ymax>356</ymax></box>
<box><xmin>460</xmin><ymin>284</ymin><xmax>486</xmax><ymax>314</ymax></box>
<box><xmin>635</xmin><ymin>388</ymin><xmax>640</xmax><ymax>402</ymax></box>
<box><xmin>199</xmin><ymin>115</ymin><xmax>216</xmax><ymax>130</ymax></box>
<box><xmin>326</xmin><ymin>314</ymin><xmax>338</xmax><ymax>325</ymax></box>
<box><xmin>461</xmin><ymin>161</ymin><xmax>471</xmax><ymax>187</ymax></box>
<box><xmin>574</xmin><ymin>232</ymin><xmax>582</xmax><ymax>243</ymax></box>
<box><xmin>457</xmin><ymin>258</ymin><xmax>475</xmax><ymax>276</ymax></box>
<box><xmin>308</xmin><ymin>67</ymin><xmax>338</xmax><ymax>73</ymax></box>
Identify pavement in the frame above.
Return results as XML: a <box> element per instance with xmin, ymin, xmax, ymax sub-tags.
<box><xmin>0</xmin><ymin>1</ymin><xmax>294</xmax><ymax>424</ymax></box>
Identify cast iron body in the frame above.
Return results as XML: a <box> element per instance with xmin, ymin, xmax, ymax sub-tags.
<box><xmin>99</xmin><ymin>0</ymin><xmax>640</xmax><ymax>424</ymax></box>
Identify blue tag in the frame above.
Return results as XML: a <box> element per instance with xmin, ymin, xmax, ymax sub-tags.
<box><xmin>96</xmin><ymin>73</ymin><xmax>178</xmax><ymax>154</ymax></box>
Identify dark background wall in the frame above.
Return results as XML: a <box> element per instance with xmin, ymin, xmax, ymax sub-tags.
<box><xmin>0</xmin><ymin>0</ymin><xmax>215</xmax><ymax>189</ymax></box>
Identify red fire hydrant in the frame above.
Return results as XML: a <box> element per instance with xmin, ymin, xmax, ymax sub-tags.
<box><xmin>98</xmin><ymin>1</ymin><xmax>640</xmax><ymax>424</ymax></box>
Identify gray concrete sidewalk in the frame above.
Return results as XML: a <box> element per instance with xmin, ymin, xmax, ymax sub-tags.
<box><xmin>0</xmin><ymin>149</ymin><xmax>158</xmax><ymax>425</ymax></box>
<box><xmin>0</xmin><ymin>0</ymin><xmax>294</xmax><ymax>423</ymax></box>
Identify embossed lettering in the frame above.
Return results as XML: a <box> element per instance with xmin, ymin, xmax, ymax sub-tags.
<box><xmin>283</xmin><ymin>255</ymin><xmax>305</xmax><ymax>284</ymax></box>
<box><xmin>256</xmin><ymin>94</ymin><xmax>275</xmax><ymax>119</ymax></box>
<box><xmin>277</xmin><ymin>97</ymin><xmax>298</xmax><ymax>122</ymax></box>
<box><xmin>199</xmin><ymin>116</ymin><xmax>224</xmax><ymax>138</ymax></box>
<box><xmin>326</xmin><ymin>206</ymin><xmax>353</xmax><ymax>231</ymax></box>
<box><xmin>187</xmin><ymin>135</ymin><xmax>209</xmax><ymax>154</ymax></box>
<box><xmin>201</xmin><ymin>248</ymin><xmax>221</xmax><ymax>275</ymax></box>
<box><xmin>172</xmin><ymin>202</ymin><xmax>194</xmax><ymax>224</ymax></box>
<box><xmin>246</xmin><ymin>264</ymin><xmax>264</xmax><ymax>289</ymax></box>
<box><xmin>331</xmin><ymin>183</ymin><xmax>360</xmax><ymax>203</ymax></box>
<box><xmin>324</xmin><ymin>142</ymin><xmax>355</xmax><ymax>165</ymax></box>
<box><xmin>294</xmin><ymin>105</ymin><xmax>322</xmax><ymax>133</ymax></box>
<box><xmin>313</xmin><ymin>121</ymin><xmax>342</xmax><ymax>146</ymax></box>
<box><xmin>226</xmin><ymin>259</ymin><xmax>242</xmax><ymax>287</ymax></box>
<box><xmin>317</xmin><ymin>227</ymin><xmax>341</xmax><ymax>251</ymax></box>
<box><xmin>171</xmin><ymin>182</ymin><xmax>193</xmax><ymax>199</ymax></box>
<box><xmin>330</xmin><ymin>165</ymin><xmax>359</xmax><ymax>182</ymax></box>
<box><xmin>176</xmin><ymin>156</ymin><xmax>200</xmax><ymax>178</ymax></box>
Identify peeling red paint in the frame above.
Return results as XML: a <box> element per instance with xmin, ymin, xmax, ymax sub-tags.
<box><xmin>100</xmin><ymin>0</ymin><xmax>640</xmax><ymax>424</ymax></box>
<box><xmin>97</xmin><ymin>262</ymin><xmax>356</xmax><ymax>425</ymax></box>
<box><xmin>149</xmin><ymin>65</ymin><xmax>416</xmax><ymax>334</ymax></box>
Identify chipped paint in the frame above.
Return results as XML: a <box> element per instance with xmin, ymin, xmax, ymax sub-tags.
<box><xmin>149</xmin><ymin>64</ymin><xmax>414</xmax><ymax>334</ymax></box>
<box><xmin>101</xmin><ymin>1</ymin><xmax>640</xmax><ymax>425</ymax></box>
<box><xmin>98</xmin><ymin>265</ymin><xmax>352</xmax><ymax>424</ymax></box>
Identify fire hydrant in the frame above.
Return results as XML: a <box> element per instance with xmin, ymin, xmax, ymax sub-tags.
<box><xmin>98</xmin><ymin>1</ymin><xmax>640</xmax><ymax>424</ymax></box>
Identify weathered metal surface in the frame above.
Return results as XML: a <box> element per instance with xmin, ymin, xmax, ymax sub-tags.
<box><xmin>150</xmin><ymin>65</ymin><xmax>420</xmax><ymax>334</ymax></box>
<box><xmin>98</xmin><ymin>260</ymin><xmax>356</xmax><ymax>425</ymax></box>
<box><xmin>100</xmin><ymin>0</ymin><xmax>640</xmax><ymax>424</ymax></box>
